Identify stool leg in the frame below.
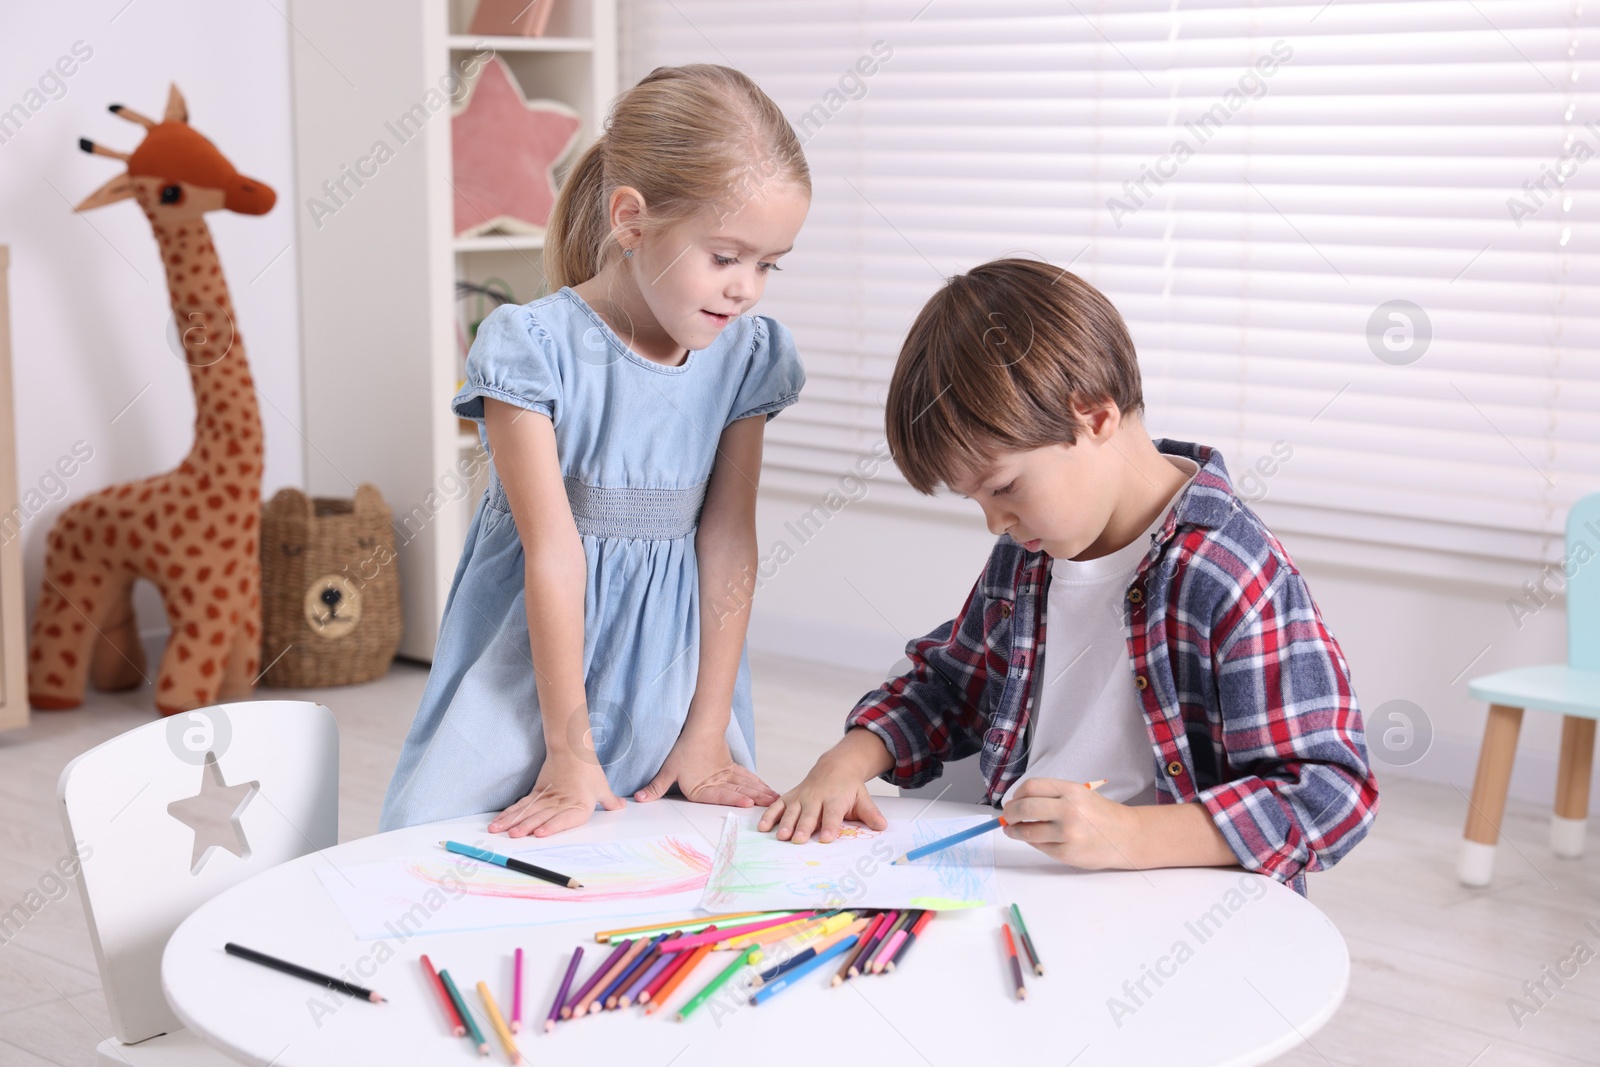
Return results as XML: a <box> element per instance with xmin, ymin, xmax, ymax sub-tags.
<box><xmin>1459</xmin><ymin>704</ymin><xmax>1524</xmax><ymax>887</ymax></box>
<box><xmin>1551</xmin><ymin>716</ymin><xmax>1595</xmax><ymax>859</ymax></box>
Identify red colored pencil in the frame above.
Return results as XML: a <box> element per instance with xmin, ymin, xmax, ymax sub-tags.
<box><xmin>850</xmin><ymin>909</ymin><xmax>898</xmax><ymax>979</ymax></box>
<box><xmin>1002</xmin><ymin>923</ymin><xmax>1027</xmax><ymax>1000</ymax></box>
<box><xmin>420</xmin><ymin>954</ymin><xmax>466</xmax><ymax>1037</ymax></box>
<box><xmin>639</xmin><ymin>925</ymin><xmax>715</xmax><ymax>1005</ymax></box>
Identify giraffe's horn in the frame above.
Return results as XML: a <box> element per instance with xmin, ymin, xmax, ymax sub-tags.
<box><xmin>78</xmin><ymin>138</ymin><xmax>130</xmax><ymax>162</ymax></box>
<box><xmin>108</xmin><ymin>104</ymin><xmax>157</xmax><ymax>128</ymax></box>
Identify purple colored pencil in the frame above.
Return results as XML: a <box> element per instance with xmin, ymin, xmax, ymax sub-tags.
<box><xmin>620</xmin><ymin>946</ymin><xmax>676</xmax><ymax>1007</ymax></box>
<box><xmin>545</xmin><ymin>946</ymin><xmax>583</xmax><ymax>1032</ymax></box>
<box><xmin>600</xmin><ymin>933</ymin><xmax>665</xmax><ymax>1009</ymax></box>
<box><xmin>562</xmin><ymin>939</ymin><xmax>628</xmax><ymax>1019</ymax></box>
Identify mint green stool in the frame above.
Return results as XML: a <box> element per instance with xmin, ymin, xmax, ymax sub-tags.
<box><xmin>1459</xmin><ymin>492</ymin><xmax>1600</xmax><ymax>886</ymax></box>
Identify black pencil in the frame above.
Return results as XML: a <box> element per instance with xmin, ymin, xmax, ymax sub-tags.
<box><xmin>225</xmin><ymin>943</ymin><xmax>385</xmax><ymax>1002</ymax></box>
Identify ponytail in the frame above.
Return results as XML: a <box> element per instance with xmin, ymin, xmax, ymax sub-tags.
<box><xmin>544</xmin><ymin>138</ymin><xmax>610</xmax><ymax>289</ymax></box>
<box><xmin>541</xmin><ymin>64</ymin><xmax>810</xmax><ymax>292</ymax></box>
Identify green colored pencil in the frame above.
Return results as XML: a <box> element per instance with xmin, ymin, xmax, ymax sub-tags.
<box><xmin>675</xmin><ymin>944</ymin><xmax>762</xmax><ymax>1021</ymax></box>
<box><xmin>437</xmin><ymin>968</ymin><xmax>489</xmax><ymax>1055</ymax></box>
<box><xmin>1011</xmin><ymin>902</ymin><xmax>1044</xmax><ymax>976</ymax></box>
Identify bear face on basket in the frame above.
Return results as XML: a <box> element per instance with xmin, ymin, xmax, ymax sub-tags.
<box><xmin>259</xmin><ymin>485</ymin><xmax>401</xmax><ymax>688</ymax></box>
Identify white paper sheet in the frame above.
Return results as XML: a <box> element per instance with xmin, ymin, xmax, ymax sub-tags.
<box><xmin>698</xmin><ymin>815</ymin><xmax>997</xmax><ymax>912</ymax></box>
<box><xmin>314</xmin><ymin>834</ymin><xmax>715</xmax><ymax>940</ymax></box>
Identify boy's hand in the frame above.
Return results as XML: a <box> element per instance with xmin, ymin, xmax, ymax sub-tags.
<box><xmin>1000</xmin><ymin>778</ymin><xmax>1137</xmax><ymax>869</ymax></box>
<box><xmin>758</xmin><ymin>756</ymin><xmax>889</xmax><ymax>844</ymax></box>
<box><xmin>634</xmin><ymin>729</ymin><xmax>779</xmax><ymax>808</ymax></box>
<box><xmin>488</xmin><ymin>752</ymin><xmax>624</xmax><ymax>838</ymax></box>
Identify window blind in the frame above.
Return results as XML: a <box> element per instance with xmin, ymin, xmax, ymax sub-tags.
<box><xmin>620</xmin><ymin>0</ymin><xmax>1600</xmax><ymax>584</ymax></box>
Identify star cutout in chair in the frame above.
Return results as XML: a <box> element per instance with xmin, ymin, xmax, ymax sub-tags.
<box><xmin>451</xmin><ymin>55</ymin><xmax>582</xmax><ymax>237</ymax></box>
<box><xmin>167</xmin><ymin>751</ymin><xmax>259</xmax><ymax>874</ymax></box>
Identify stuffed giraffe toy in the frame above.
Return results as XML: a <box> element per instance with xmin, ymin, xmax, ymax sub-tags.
<box><xmin>28</xmin><ymin>85</ymin><xmax>272</xmax><ymax>716</ymax></box>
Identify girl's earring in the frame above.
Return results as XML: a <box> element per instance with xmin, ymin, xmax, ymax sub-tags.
<box><xmin>623</xmin><ymin>247</ymin><xmax>634</xmax><ymax>259</ymax></box>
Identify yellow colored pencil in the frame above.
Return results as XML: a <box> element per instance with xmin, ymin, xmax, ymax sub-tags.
<box><xmin>719</xmin><ymin>912</ymin><xmax>831</xmax><ymax>950</ymax></box>
<box><xmin>593</xmin><ymin>911</ymin><xmax>782</xmax><ymax>943</ymax></box>
<box><xmin>475</xmin><ymin>982</ymin><xmax>520</xmax><ymax>1065</ymax></box>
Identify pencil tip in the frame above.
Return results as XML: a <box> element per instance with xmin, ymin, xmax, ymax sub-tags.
<box><xmin>371</xmin><ymin>993</ymin><xmax>385</xmax><ymax>1002</ymax></box>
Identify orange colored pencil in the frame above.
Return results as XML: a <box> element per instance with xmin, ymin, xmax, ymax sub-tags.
<box><xmin>643</xmin><ymin>942</ymin><xmax>713</xmax><ymax>1015</ymax></box>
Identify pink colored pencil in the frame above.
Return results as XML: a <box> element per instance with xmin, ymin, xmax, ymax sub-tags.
<box><xmin>871</xmin><ymin>929</ymin><xmax>909</xmax><ymax>974</ymax></box>
<box><xmin>656</xmin><ymin>912</ymin><xmax>815</xmax><ymax>953</ymax></box>
<box><xmin>511</xmin><ymin>947</ymin><xmax>523</xmax><ymax>1033</ymax></box>
<box><xmin>851</xmin><ymin>909</ymin><xmax>898</xmax><ymax>978</ymax></box>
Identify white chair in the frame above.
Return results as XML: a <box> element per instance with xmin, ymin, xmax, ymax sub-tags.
<box><xmin>58</xmin><ymin>700</ymin><xmax>338</xmax><ymax>1065</ymax></box>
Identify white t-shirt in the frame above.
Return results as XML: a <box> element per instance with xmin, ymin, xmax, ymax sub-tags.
<box><xmin>1002</xmin><ymin>456</ymin><xmax>1199</xmax><ymax>806</ymax></box>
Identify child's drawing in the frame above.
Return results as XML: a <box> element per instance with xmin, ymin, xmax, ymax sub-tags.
<box><xmin>315</xmin><ymin>834</ymin><xmax>714</xmax><ymax>940</ymax></box>
<box><xmin>699</xmin><ymin>815</ymin><xmax>997</xmax><ymax>912</ymax></box>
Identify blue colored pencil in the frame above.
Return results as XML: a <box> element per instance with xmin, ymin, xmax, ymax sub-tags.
<box><xmin>890</xmin><ymin>818</ymin><xmax>1005</xmax><ymax>865</ymax></box>
<box><xmin>600</xmin><ymin>934</ymin><xmax>664</xmax><ymax>1009</ymax></box>
<box><xmin>748</xmin><ymin>935</ymin><xmax>860</xmax><ymax>1005</ymax></box>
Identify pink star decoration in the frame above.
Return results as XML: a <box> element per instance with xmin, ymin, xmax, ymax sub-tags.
<box><xmin>451</xmin><ymin>56</ymin><xmax>582</xmax><ymax>237</ymax></box>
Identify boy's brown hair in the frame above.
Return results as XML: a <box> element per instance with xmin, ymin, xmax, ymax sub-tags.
<box><xmin>886</xmin><ymin>258</ymin><xmax>1144</xmax><ymax>494</ymax></box>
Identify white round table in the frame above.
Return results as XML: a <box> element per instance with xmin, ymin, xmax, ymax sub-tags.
<box><xmin>163</xmin><ymin>797</ymin><xmax>1347</xmax><ymax>1066</ymax></box>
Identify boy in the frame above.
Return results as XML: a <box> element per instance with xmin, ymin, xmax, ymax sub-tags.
<box><xmin>758</xmin><ymin>259</ymin><xmax>1377</xmax><ymax>893</ymax></box>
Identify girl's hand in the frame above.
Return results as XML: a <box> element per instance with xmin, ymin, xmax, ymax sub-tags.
<box><xmin>634</xmin><ymin>729</ymin><xmax>779</xmax><ymax>808</ymax></box>
<box><xmin>758</xmin><ymin>756</ymin><xmax>888</xmax><ymax>844</ymax></box>
<box><xmin>488</xmin><ymin>753</ymin><xmax>624</xmax><ymax>838</ymax></box>
<box><xmin>999</xmin><ymin>778</ymin><xmax>1136</xmax><ymax>868</ymax></box>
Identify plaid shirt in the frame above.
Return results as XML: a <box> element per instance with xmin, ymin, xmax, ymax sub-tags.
<box><xmin>846</xmin><ymin>440</ymin><xmax>1378</xmax><ymax>893</ymax></box>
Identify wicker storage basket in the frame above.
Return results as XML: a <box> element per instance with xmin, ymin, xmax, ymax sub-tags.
<box><xmin>258</xmin><ymin>485</ymin><xmax>402</xmax><ymax>688</ymax></box>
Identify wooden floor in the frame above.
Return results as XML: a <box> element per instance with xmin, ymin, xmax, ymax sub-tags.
<box><xmin>0</xmin><ymin>652</ymin><xmax>1596</xmax><ymax>1065</ymax></box>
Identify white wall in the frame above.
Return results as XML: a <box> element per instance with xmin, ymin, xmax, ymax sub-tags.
<box><xmin>0</xmin><ymin>1</ymin><xmax>302</xmax><ymax>638</ymax></box>
<box><xmin>749</xmin><ymin>484</ymin><xmax>1595</xmax><ymax>816</ymax></box>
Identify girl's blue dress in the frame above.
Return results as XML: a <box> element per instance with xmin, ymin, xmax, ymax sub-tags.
<box><xmin>380</xmin><ymin>287</ymin><xmax>804</xmax><ymax>831</ymax></box>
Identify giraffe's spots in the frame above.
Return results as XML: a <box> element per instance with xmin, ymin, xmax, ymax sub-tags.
<box><xmin>127</xmin><ymin>530</ymin><xmax>143</xmax><ymax>549</ymax></box>
<box><xmin>217</xmin><ymin>401</ymin><xmax>230</xmax><ymax>414</ymax></box>
<box><xmin>89</xmin><ymin>574</ymin><xmax>102</xmax><ymax>587</ymax></box>
<box><xmin>244</xmin><ymin>620</ymin><xmax>258</xmax><ymax>638</ymax></box>
<box><xmin>104</xmin><ymin>528</ymin><xmax>117</xmax><ymax>547</ymax></box>
<box><xmin>63</xmin><ymin>519</ymin><xmax>76</xmax><ymax>531</ymax></box>
<box><xmin>180</xmin><ymin>587</ymin><xmax>195</xmax><ymax>605</ymax></box>
<box><xmin>69</xmin><ymin>545</ymin><xmax>83</xmax><ymax>563</ymax></box>
<box><xmin>166</xmin><ymin>564</ymin><xmax>183</xmax><ymax>580</ymax></box>
<box><xmin>115</xmin><ymin>485</ymin><xmax>132</xmax><ymax>499</ymax></box>
<box><xmin>45</xmin><ymin>673</ymin><xmax>63</xmax><ymax>687</ymax></box>
<box><xmin>94</xmin><ymin>505</ymin><xmax>107</xmax><ymax>519</ymax></box>
<box><xmin>144</xmin><ymin>556</ymin><xmax>158</xmax><ymax>571</ymax></box>
<box><xmin>242</xmin><ymin>513</ymin><xmax>255</xmax><ymax>530</ymax></box>
<box><xmin>203</xmin><ymin>525</ymin><xmax>218</xmax><ymax>541</ymax></box>
<box><xmin>237</xmin><ymin>464</ymin><xmax>252</xmax><ymax>477</ymax></box>
<box><xmin>206</xmin><ymin>495</ymin><xmax>223</xmax><ymax>510</ymax></box>
<box><xmin>185</xmin><ymin>545</ymin><xmax>202</xmax><ymax>557</ymax></box>
<box><xmin>226</xmin><ymin>439</ymin><xmax>242</xmax><ymax>457</ymax></box>
<box><xmin>163</xmin><ymin>502</ymin><xmax>177</xmax><ymax>516</ymax></box>
<box><xmin>176</xmin><ymin>644</ymin><xmax>191</xmax><ymax>662</ymax></box>
<box><xmin>237</xmin><ymin>578</ymin><xmax>248</xmax><ymax>594</ymax></box>
<box><xmin>30</xmin><ymin>647</ymin><xmax>40</xmax><ymax>662</ymax></box>
<box><xmin>170</xmin><ymin>524</ymin><xmax>185</xmax><ymax>540</ymax></box>
<box><xmin>225</xmin><ymin>484</ymin><xmax>242</xmax><ymax>501</ymax></box>
<box><xmin>209</xmin><ymin>631</ymin><xmax>225</xmax><ymax>646</ymax></box>
<box><xmin>59</xmin><ymin>572</ymin><xmax>75</xmax><ymax>586</ymax></box>
<box><xmin>185</xmin><ymin>506</ymin><xmax>200</xmax><ymax>522</ymax></box>
<box><xmin>186</xmin><ymin>293</ymin><xmax>199</xmax><ymax>306</ymax></box>
<box><xmin>200</xmin><ymin>447</ymin><xmax>210</xmax><ymax>462</ymax></box>
<box><xmin>223</xmin><ymin>559</ymin><xmax>237</xmax><ymax>576</ymax></box>
<box><xmin>212</xmin><ymin>586</ymin><xmax>228</xmax><ymax>600</ymax></box>
<box><xmin>159</xmin><ymin>676</ymin><xmax>175</xmax><ymax>691</ymax></box>
<box><xmin>139</xmin><ymin>488</ymin><xmax>154</xmax><ymax>502</ymax></box>
<box><xmin>219</xmin><ymin>537</ymin><xmax>236</xmax><ymax>550</ymax></box>
<box><xmin>185</xmin><ymin>622</ymin><xmax>200</xmax><ymax>639</ymax></box>
<box><xmin>71</xmin><ymin>622</ymin><xmax>83</xmax><ymax>633</ymax></box>
<box><xmin>243</xmin><ymin>538</ymin><xmax>255</xmax><ymax>554</ymax></box>
<box><xmin>143</xmin><ymin>513</ymin><xmax>158</xmax><ymax>531</ymax></box>
<box><xmin>180</xmin><ymin>484</ymin><xmax>194</xmax><ymax>497</ymax></box>
<box><xmin>61</xmin><ymin>650</ymin><xmax>77</xmax><ymax>667</ymax></box>
<box><xmin>44</xmin><ymin>625</ymin><xmax>61</xmax><ymax>638</ymax></box>
<box><xmin>196</xmin><ymin>566</ymin><xmax>212</xmax><ymax>582</ymax></box>
<box><xmin>81</xmin><ymin>525</ymin><xmax>93</xmax><ymax>543</ymax></box>
<box><xmin>153</xmin><ymin>542</ymin><xmax>169</xmax><ymax>557</ymax></box>
<box><xmin>205</xmin><ymin>603</ymin><xmax>220</xmax><ymax>619</ymax></box>
<box><xmin>224</xmin><ymin>515</ymin><xmax>237</xmax><ymax>526</ymax></box>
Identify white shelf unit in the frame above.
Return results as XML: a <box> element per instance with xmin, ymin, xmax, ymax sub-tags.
<box><xmin>288</xmin><ymin>0</ymin><xmax>616</xmax><ymax>661</ymax></box>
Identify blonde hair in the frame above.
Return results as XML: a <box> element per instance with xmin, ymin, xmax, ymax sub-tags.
<box><xmin>545</xmin><ymin>64</ymin><xmax>811</xmax><ymax>289</ymax></box>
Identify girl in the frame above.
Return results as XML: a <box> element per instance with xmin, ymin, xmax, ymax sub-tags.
<box><xmin>380</xmin><ymin>65</ymin><xmax>811</xmax><ymax>836</ymax></box>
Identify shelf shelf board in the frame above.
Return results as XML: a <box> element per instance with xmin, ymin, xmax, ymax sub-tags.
<box><xmin>448</xmin><ymin>34</ymin><xmax>594</xmax><ymax>53</ymax></box>
<box><xmin>454</xmin><ymin>233</ymin><xmax>547</xmax><ymax>253</ymax></box>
